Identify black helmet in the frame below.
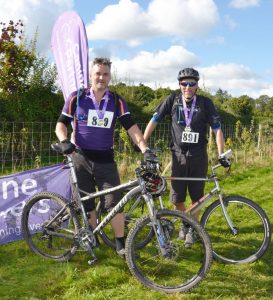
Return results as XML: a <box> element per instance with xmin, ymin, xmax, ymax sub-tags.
<box><xmin>177</xmin><ymin>68</ymin><xmax>199</xmax><ymax>81</ymax></box>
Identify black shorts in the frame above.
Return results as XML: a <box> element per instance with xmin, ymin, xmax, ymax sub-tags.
<box><xmin>72</xmin><ymin>152</ymin><xmax>122</xmax><ymax>212</ymax></box>
<box><xmin>170</xmin><ymin>149</ymin><xmax>208</xmax><ymax>204</ymax></box>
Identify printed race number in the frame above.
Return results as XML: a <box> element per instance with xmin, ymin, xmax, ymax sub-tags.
<box><xmin>87</xmin><ymin>110</ymin><xmax>114</xmax><ymax>128</ymax></box>
<box><xmin>181</xmin><ymin>131</ymin><xmax>199</xmax><ymax>143</ymax></box>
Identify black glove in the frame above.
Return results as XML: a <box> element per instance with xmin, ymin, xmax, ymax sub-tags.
<box><xmin>58</xmin><ymin>139</ymin><xmax>76</xmax><ymax>154</ymax></box>
<box><xmin>219</xmin><ymin>156</ymin><xmax>231</xmax><ymax>168</ymax></box>
<box><xmin>143</xmin><ymin>148</ymin><xmax>157</xmax><ymax>162</ymax></box>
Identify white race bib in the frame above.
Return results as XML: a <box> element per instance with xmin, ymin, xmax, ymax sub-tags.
<box><xmin>87</xmin><ymin>110</ymin><xmax>114</xmax><ymax>128</ymax></box>
<box><xmin>181</xmin><ymin>130</ymin><xmax>199</xmax><ymax>143</ymax></box>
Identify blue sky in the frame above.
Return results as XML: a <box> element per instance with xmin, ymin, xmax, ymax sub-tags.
<box><xmin>1</xmin><ymin>0</ymin><xmax>273</xmax><ymax>98</ymax></box>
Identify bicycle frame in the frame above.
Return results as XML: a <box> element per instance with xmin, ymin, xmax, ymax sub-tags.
<box><xmin>163</xmin><ymin>161</ymin><xmax>238</xmax><ymax>235</ymax></box>
<box><xmin>65</xmin><ymin>154</ymin><xmax>166</xmax><ymax>250</ymax></box>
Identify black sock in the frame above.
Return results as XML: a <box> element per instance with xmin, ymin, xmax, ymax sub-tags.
<box><xmin>115</xmin><ymin>237</ymin><xmax>125</xmax><ymax>251</ymax></box>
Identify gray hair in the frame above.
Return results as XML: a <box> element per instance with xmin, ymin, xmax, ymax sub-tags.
<box><xmin>92</xmin><ymin>57</ymin><xmax>112</xmax><ymax>69</ymax></box>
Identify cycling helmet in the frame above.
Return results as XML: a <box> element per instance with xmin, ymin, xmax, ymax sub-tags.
<box><xmin>177</xmin><ymin>68</ymin><xmax>199</xmax><ymax>81</ymax></box>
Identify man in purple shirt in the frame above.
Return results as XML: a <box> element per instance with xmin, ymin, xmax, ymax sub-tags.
<box><xmin>55</xmin><ymin>57</ymin><xmax>154</xmax><ymax>257</ymax></box>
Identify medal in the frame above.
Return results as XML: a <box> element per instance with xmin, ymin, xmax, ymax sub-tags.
<box><xmin>182</xmin><ymin>95</ymin><xmax>196</xmax><ymax>129</ymax></box>
<box><xmin>90</xmin><ymin>89</ymin><xmax>110</xmax><ymax>122</ymax></box>
<box><xmin>98</xmin><ymin>119</ymin><xmax>104</xmax><ymax>126</ymax></box>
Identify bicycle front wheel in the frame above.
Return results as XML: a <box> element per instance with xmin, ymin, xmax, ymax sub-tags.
<box><xmin>22</xmin><ymin>192</ymin><xmax>81</xmax><ymax>262</ymax></box>
<box><xmin>200</xmin><ymin>195</ymin><xmax>271</xmax><ymax>264</ymax></box>
<box><xmin>125</xmin><ymin>209</ymin><xmax>213</xmax><ymax>294</ymax></box>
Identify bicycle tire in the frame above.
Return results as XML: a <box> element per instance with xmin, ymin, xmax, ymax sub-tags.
<box><xmin>96</xmin><ymin>194</ymin><xmax>154</xmax><ymax>249</ymax></box>
<box><xmin>200</xmin><ymin>195</ymin><xmax>272</xmax><ymax>264</ymax></box>
<box><xmin>125</xmin><ymin>209</ymin><xmax>213</xmax><ymax>294</ymax></box>
<box><xmin>22</xmin><ymin>192</ymin><xmax>81</xmax><ymax>262</ymax></box>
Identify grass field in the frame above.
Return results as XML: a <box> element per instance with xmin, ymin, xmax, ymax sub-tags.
<box><xmin>0</xmin><ymin>161</ymin><xmax>272</xmax><ymax>300</ymax></box>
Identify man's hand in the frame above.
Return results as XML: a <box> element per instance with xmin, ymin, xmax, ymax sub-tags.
<box><xmin>58</xmin><ymin>139</ymin><xmax>76</xmax><ymax>154</ymax></box>
<box><xmin>143</xmin><ymin>148</ymin><xmax>157</xmax><ymax>162</ymax></box>
<box><xmin>219</xmin><ymin>156</ymin><xmax>231</xmax><ymax>168</ymax></box>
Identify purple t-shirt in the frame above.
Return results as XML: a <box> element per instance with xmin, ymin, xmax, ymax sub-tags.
<box><xmin>62</xmin><ymin>88</ymin><xmax>130</xmax><ymax>150</ymax></box>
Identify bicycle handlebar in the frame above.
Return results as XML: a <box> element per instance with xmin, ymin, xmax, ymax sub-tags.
<box><xmin>212</xmin><ymin>149</ymin><xmax>232</xmax><ymax>171</ymax></box>
<box><xmin>219</xmin><ymin>149</ymin><xmax>232</xmax><ymax>159</ymax></box>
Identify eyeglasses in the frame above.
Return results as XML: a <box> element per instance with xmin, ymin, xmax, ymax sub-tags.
<box><xmin>179</xmin><ymin>81</ymin><xmax>197</xmax><ymax>87</ymax></box>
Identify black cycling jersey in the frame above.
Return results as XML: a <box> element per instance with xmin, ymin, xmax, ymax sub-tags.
<box><xmin>154</xmin><ymin>92</ymin><xmax>221</xmax><ymax>152</ymax></box>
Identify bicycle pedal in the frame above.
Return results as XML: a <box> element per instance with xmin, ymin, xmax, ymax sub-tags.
<box><xmin>87</xmin><ymin>258</ymin><xmax>98</xmax><ymax>266</ymax></box>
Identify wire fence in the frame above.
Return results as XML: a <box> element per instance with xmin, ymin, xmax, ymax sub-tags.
<box><xmin>0</xmin><ymin>121</ymin><xmax>272</xmax><ymax>174</ymax></box>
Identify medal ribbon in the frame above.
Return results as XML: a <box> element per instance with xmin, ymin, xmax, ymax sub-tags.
<box><xmin>182</xmin><ymin>95</ymin><xmax>196</xmax><ymax>128</ymax></box>
<box><xmin>90</xmin><ymin>88</ymin><xmax>110</xmax><ymax>119</ymax></box>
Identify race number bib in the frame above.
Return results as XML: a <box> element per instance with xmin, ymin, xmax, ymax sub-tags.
<box><xmin>87</xmin><ymin>110</ymin><xmax>114</xmax><ymax>128</ymax></box>
<box><xmin>181</xmin><ymin>130</ymin><xmax>199</xmax><ymax>143</ymax></box>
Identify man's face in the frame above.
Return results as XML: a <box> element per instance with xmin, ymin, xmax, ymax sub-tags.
<box><xmin>179</xmin><ymin>79</ymin><xmax>198</xmax><ymax>101</ymax></box>
<box><xmin>90</xmin><ymin>63</ymin><xmax>111</xmax><ymax>91</ymax></box>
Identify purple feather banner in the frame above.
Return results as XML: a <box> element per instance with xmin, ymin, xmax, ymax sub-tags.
<box><xmin>51</xmin><ymin>11</ymin><xmax>89</xmax><ymax>100</ymax></box>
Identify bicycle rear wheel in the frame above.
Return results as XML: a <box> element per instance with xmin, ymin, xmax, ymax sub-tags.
<box><xmin>22</xmin><ymin>192</ymin><xmax>81</xmax><ymax>262</ymax></box>
<box><xmin>97</xmin><ymin>194</ymin><xmax>154</xmax><ymax>249</ymax></box>
<box><xmin>200</xmin><ymin>195</ymin><xmax>271</xmax><ymax>264</ymax></box>
<box><xmin>125</xmin><ymin>209</ymin><xmax>212</xmax><ymax>294</ymax></box>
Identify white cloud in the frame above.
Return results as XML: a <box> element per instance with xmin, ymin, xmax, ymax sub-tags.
<box><xmin>1</xmin><ymin>0</ymin><xmax>272</xmax><ymax>99</ymax></box>
<box><xmin>110</xmin><ymin>45</ymin><xmax>199</xmax><ymax>87</ymax></box>
<box><xmin>86</xmin><ymin>0</ymin><xmax>152</xmax><ymax>42</ymax></box>
<box><xmin>110</xmin><ymin>57</ymin><xmax>273</xmax><ymax>98</ymax></box>
<box><xmin>199</xmin><ymin>63</ymin><xmax>272</xmax><ymax>98</ymax></box>
<box><xmin>229</xmin><ymin>0</ymin><xmax>260</xmax><ymax>9</ymax></box>
<box><xmin>86</xmin><ymin>0</ymin><xmax>219</xmax><ymax>45</ymax></box>
<box><xmin>0</xmin><ymin>0</ymin><xmax>73</xmax><ymax>55</ymax></box>
<box><xmin>147</xmin><ymin>0</ymin><xmax>219</xmax><ymax>37</ymax></box>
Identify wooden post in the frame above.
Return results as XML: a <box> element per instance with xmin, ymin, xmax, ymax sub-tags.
<box><xmin>257</xmin><ymin>124</ymin><xmax>262</xmax><ymax>151</ymax></box>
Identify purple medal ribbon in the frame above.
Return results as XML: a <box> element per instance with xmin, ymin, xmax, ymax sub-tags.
<box><xmin>182</xmin><ymin>95</ymin><xmax>196</xmax><ymax>129</ymax></box>
<box><xmin>90</xmin><ymin>89</ymin><xmax>110</xmax><ymax>119</ymax></box>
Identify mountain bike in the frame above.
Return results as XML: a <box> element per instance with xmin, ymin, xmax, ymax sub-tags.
<box><xmin>164</xmin><ymin>149</ymin><xmax>271</xmax><ymax>264</ymax></box>
<box><xmin>21</xmin><ymin>146</ymin><xmax>213</xmax><ymax>294</ymax></box>
<box><xmin>99</xmin><ymin>149</ymin><xmax>272</xmax><ymax>264</ymax></box>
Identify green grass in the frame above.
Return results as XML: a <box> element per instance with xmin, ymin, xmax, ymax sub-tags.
<box><xmin>0</xmin><ymin>162</ymin><xmax>273</xmax><ymax>299</ymax></box>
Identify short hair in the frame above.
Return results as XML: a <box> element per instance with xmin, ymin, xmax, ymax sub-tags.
<box><xmin>92</xmin><ymin>57</ymin><xmax>112</xmax><ymax>69</ymax></box>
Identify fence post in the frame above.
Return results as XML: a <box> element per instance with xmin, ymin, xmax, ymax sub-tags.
<box><xmin>257</xmin><ymin>124</ymin><xmax>262</xmax><ymax>151</ymax></box>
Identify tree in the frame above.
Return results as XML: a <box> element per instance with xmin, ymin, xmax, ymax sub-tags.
<box><xmin>0</xmin><ymin>20</ymin><xmax>36</xmax><ymax>93</ymax></box>
<box><xmin>0</xmin><ymin>19</ymin><xmax>61</xmax><ymax>122</ymax></box>
<box><xmin>254</xmin><ymin>95</ymin><xmax>273</xmax><ymax>121</ymax></box>
<box><xmin>213</xmin><ymin>88</ymin><xmax>231</xmax><ymax>108</ymax></box>
<box><xmin>222</xmin><ymin>95</ymin><xmax>254</xmax><ymax>125</ymax></box>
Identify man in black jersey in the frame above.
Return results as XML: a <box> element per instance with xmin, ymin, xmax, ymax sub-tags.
<box><xmin>144</xmin><ymin>68</ymin><xmax>230</xmax><ymax>247</ymax></box>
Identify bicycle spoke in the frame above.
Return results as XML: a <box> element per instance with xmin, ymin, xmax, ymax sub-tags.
<box><xmin>201</xmin><ymin>196</ymin><xmax>271</xmax><ymax>264</ymax></box>
<box><xmin>126</xmin><ymin>209</ymin><xmax>212</xmax><ymax>293</ymax></box>
<box><xmin>22</xmin><ymin>192</ymin><xmax>80</xmax><ymax>261</ymax></box>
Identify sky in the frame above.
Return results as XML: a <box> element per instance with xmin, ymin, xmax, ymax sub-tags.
<box><xmin>1</xmin><ymin>0</ymin><xmax>273</xmax><ymax>99</ymax></box>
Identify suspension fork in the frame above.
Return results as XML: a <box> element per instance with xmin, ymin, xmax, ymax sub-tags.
<box><xmin>217</xmin><ymin>191</ymin><xmax>238</xmax><ymax>235</ymax></box>
<box><xmin>143</xmin><ymin>193</ymin><xmax>168</xmax><ymax>255</ymax></box>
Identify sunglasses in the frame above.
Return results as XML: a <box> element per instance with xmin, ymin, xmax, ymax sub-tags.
<box><xmin>179</xmin><ymin>81</ymin><xmax>197</xmax><ymax>87</ymax></box>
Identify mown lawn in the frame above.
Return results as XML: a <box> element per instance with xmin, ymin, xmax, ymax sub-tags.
<box><xmin>0</xmin><ymin>162</ymin><xmax>272</xmax><ymax>300</ymax></box>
